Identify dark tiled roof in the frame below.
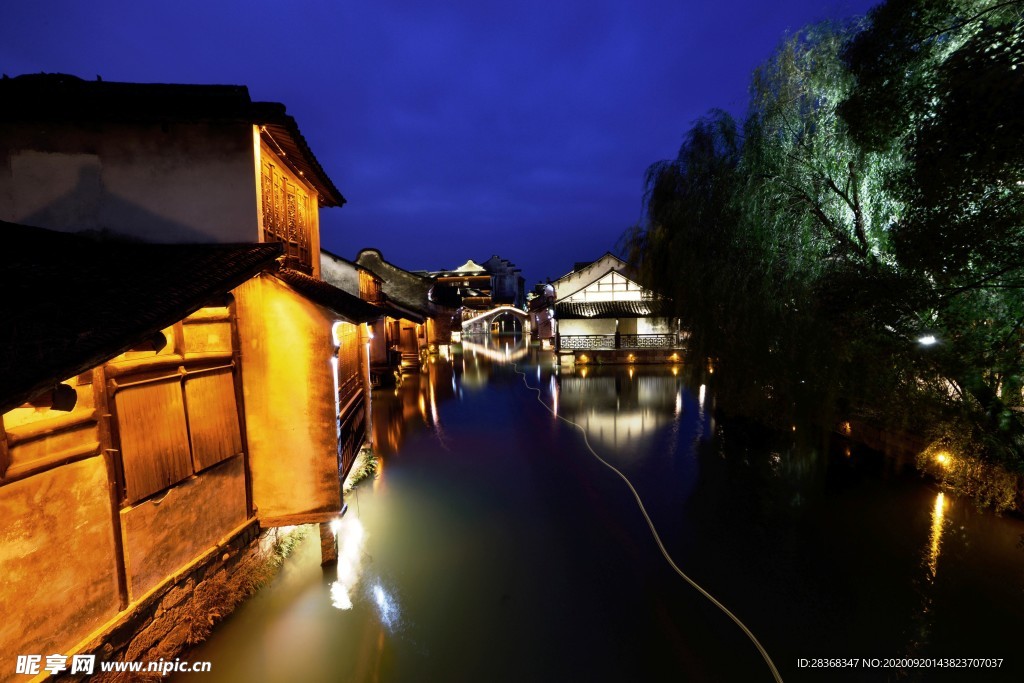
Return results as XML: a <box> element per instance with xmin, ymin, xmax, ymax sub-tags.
<box><xmin>0</xmin><ymin>73</ymin><xmax>344</xmax><ymax>207</ymax></box>
<box><xmin>555</xmin><ymin>300</ymin><xmax>666</xmax><ymax>319</ymax></box>
<box><xmin>0</xmin><ymin>221</ymin><xmax>282</xmax><ymax>413</ymax></box>
<box><xmin>272</xmin><ymin>269</ymin><xmax>383</xmax><ymax>324</ymax></box>
<box><xmin>355</xmin><ymin>249</ymin><xmax>433</xmax><ymax>316</ymax></box>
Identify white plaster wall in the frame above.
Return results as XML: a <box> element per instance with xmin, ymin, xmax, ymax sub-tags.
<box><xmin>637</xmin><ymin>317</ymin><xmax>673</xmax><ymax>334</ymax></box>
<box><xmin>560</xmin><ymin>319</ymin><xmax>616</xmax><ymax>336</ymax></box>
<box><xmin>552</xmin><ymin>253</ymin><xmax>627</xmax><ymax>299</ymax></box>
<box><xmin>0</xmin><ymin>121</ymin><xmax>257</xmax><ymax>243</ymax></box>
<box><xmin>320</xmin><ymin>253</ymin><xmax>361</xmax><ymax>296</ymax></box>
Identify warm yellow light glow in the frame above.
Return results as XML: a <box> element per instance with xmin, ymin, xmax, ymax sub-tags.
<box><xmin>628</xmin><ymin>367</ymin><xmax>634</xmax><ymax>379</ymax></box>
<box><xmin>580</xmin><ymin>367</ymin><xmax>589</xmax><ymax>378</ymax></box>
<box><xmin>331</xmin><ymin>515</ymin><xmax>367</xmax><ymax>610</ymax></box>
<box><xmin>669</xmin><ymin>352</ymin><xmax>680</xmax><ymax>362</ymax></box>
<box><xmin>928</xmin><ymin>492</ymin><xmax>947</xmax><ymax>577</ymax></box>
<box><xmin>578</xmin><ymin>354</ymin><xmax>589</xmax><ymax>364</ymax></box>
<box><xmin>935</xmin><ymin>452</ymin><xmax>950</xmax><ymax>467</ymax></box>
<box><xmin>332</xmin><ymin>321</ymin><xmax>348</xmax><ymax>347</ymax></box>
<box><xmin>671</xmin><ymin>367</ymin><xmax>678</xmax><ymax>376</ymax></box>
<box><xmin>550</xmin><ymin>376</ymin><xmax>559</xmax><ymax>418</ymax></box>
<box><xmin>842</xmin><ymin>421</ymin><xmax>852</xmax><ymax>435</ymax></box>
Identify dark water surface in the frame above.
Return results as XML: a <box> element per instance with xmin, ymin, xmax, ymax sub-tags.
<box><xmin>178</xmin><ymin>336</ymin><xmax>1024</xmax><ymax>682</ymax></box>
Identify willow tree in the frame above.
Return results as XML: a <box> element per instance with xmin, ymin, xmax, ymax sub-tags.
<box><xmin>729</xmin><ymin>20</ymin><xmax>926</xmax><ymax>427</ymax></box>
<box><xmin>623</xmin><ymin>111</ymin><xmax>748</xmax><ymax>379</ymax></box>
<box><xmin>842</xmin><ymin>0</ymin><xmax>1024</xmax><ymax>468</ymax></box>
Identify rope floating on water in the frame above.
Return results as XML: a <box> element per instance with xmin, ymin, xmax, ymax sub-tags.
<box><xmin>513</xmin><ymin>364</ymin><xmax>784</xmax><ymax>683</ymax></box>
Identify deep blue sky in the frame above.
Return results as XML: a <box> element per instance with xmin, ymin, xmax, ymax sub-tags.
<box><xmin>1</xmin><ymin>0</ymin><xmax>878</xmax><ymax>285</ymax></box>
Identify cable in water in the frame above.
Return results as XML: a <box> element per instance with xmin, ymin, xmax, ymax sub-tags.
<box><xmin>512</xmin><ymin>363</ymin><xmax>784</xmax><ymax>683</ymax></box>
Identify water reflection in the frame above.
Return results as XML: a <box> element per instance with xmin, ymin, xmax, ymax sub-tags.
<box><xmin>330</xmin><ymin>515</ymin><xmax>367</xmax><ymax>611</ymax></box>
<box><xmin>461</xmin><ymin>335</ymin><xmax>530</xmax><ymax>363</ymax></box>
<box><xmin>177</xmin><ymin>349</ymin><xmax>1024</xmax><ymax>683</ymax></box>
<box><xmin>927</xmin><ymin>491</ymin><xmax>947</xmax><ymax>579</ymax></box>
<box><xmin>552</xmin><ymin>367</ymin><xmax>697</xmax><ymax>457</ymax></box>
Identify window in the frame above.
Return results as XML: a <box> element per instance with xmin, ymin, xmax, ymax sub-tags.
<box><xmin>261</xmin><ymin>158</ymin><xmax>312</xmax><ymax>273</ymax></box>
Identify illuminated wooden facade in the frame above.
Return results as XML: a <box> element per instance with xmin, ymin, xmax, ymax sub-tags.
<box><xmin>0</xmin><ymin>226</ymin><xmax>281</xmax><ymax>670</ymax></box>
<box><xmin>0</xmin><ymin>76</ymin><xmax>374</xmax><ymax>671</ymax></box>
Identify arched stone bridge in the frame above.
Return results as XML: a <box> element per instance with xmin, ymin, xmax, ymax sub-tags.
<box><xmin>461</xmin><ymin>305</ymin><xmax>531</xmax><ymax>336</ymax></box>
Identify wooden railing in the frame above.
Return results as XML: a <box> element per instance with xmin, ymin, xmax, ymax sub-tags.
<box><xmin>558</xmin><ymin>333</ymin><xmax>681</xmax><ymax>350</ymax></box>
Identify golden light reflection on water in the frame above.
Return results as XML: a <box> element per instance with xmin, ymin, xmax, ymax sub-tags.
<box><xmin>927</xmin><ymin>492</ymin><xmax>947</xmax><ymax>578</ymax></box>
<box><xmin>330</xmin><ymin>516</ymin><xmax>366</xmax><ymax>610</ymax></box>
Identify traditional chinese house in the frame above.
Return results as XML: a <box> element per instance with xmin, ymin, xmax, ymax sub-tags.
<box><xmin>354</xmin><ymin>248</ymin><xmax>456</xmax><ymax>362</ymax></box>
<box><xmin>540</xmin><ymin>253</ymin><xmax>684</xmax><ymax>364</ymax></box>
<box><xmin>0</xmin><ymin>74</ymin><xmax>379</xmax><ymax>674</ymax></box>
<box><xmin>0</xmin><ymin>73</ymin><xmax>373</xmax><ymax>508</ymax></box>
<box><xmin>322</xmin><ymin>248</ymin><xmax>430</xmax><ymax>383</ymax></box>
<box><xmin>0</xmin><ymin>223</ymin><xmax>275</xmax><ymax>674</ymax></box>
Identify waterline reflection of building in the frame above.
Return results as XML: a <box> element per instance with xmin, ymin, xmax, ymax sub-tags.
<box><xmin>553</xmin><ymin>371</ymin><xmax>687</xmax><ymax>455</ymax></box>
<box><xmin>460</xmin><ymin>335</ymin><xmax>531</xmax><ymax>364</ymax></box>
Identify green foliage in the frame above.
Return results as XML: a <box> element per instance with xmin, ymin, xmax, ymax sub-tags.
<box><xmin>917</xmin><ymin>435</ymin><xmax>1020</xmax><ymax>513</ymax></box>
<box><xmin>627</xmin><ymin>0</ymin><xmax>1024</xmax><ymax>488</ymax></box>
<box><xmin>344</xmin><ymin>447</ymin><xmax>380</xmax><ymax>493</ymax></box>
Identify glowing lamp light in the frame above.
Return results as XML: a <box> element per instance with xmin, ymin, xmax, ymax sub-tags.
<box><xmin>578</xmin><ymin>354</ymin><xmax>589</xmax><ymax>364</ymax></box>
<box><xmin>935</xmin><ymin>452</ymin><xmax>950</xmax><ymax>467</ymax></box>
<box><xmin>918</xmin><ymin>335</ymin><xmax>938</xmax><ymax>346</ymax></box>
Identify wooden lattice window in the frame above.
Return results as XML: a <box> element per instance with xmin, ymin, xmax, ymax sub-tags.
<box><xmin>336</xmin><ymin>323</ymin><xmax>361</xmax><ymax>404</ymax></box>
<box><xmin>261</xmin><ymin>159</ymin><xmax>312</xmax><ymax>272</ymax></box>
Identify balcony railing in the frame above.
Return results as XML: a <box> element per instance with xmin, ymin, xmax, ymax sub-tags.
<box><xmin>558</xmin><ymin>333</ymin><xmax>681</xmax><ymax>350</ymax></box>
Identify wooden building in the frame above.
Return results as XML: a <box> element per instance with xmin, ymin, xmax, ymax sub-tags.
<box><xmin>322</xmin><ymin>249</ymin><xmax>429</xmax><ymax>384</ymax></box>
<box><xmin>0</xmin><ymin>74</ymin><xmax>381</xmax><ymax>674</ymax></box>
<box><xmin>538</xmin><ymin>253</ymin><xmax>684</xmax><ymax>364</ymax></box>
<box><xmin>354</xmin><ymin>248</ymin><xmax>456</xmax><ymax>359</ymax></box>
<box><xmin>0</xmin><ymin>224</ymin><xmax>277</xmax><ymax>673</ymax></box>
<box><xmin>0</xmin><ymin>72</ymin><xmax>371</xmax><ymax>505</ymax></box>
<box><xmin>0</xmin><ymin>223</ymin><xmax>381</xmax><ymax>676</ymax></box>
<box><xmin>0</xmin><ymin>73</ymin><xmax>343</xmax><ymax>278</ymax></box>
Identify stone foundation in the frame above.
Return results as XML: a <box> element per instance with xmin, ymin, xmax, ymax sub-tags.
<box><xmin>50</xmin><ymin>521</ymin><xmax>305</xmax><ymax>682</ymax></box>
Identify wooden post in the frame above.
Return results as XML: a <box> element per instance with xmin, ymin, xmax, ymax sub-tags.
<box><xmin>360</xmin><ymin>322</ymin><xmax>374</xmax><ymax>450</ymax></box>
<box><xmin>319</xmin><ymin>522</ymin><xmax>337</xmax><ymax>565</ymax></box>
<box><xmin>227</xmin><ymin>294</ymin><xmax>255</xmax><ymax>519</ymax></box>
<box><xmin>94</xmin><ymin>365</ymin><xmax>130</xmax><ymax>609</ymax></box>
<box><xmin>0</xmin><ymin>414</ymin><xmax>9</xmax><ymax>480</ymax></box>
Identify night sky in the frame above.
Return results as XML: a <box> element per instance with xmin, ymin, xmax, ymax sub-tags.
<box><xmin>2</xmin><ymin>0</ymin><xmax>878</xmax><ymax>286</ymax></box>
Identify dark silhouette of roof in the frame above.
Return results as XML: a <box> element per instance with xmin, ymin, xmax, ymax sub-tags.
<box><xmin>0</xmin><ymin>73</ymin><xmax>345</xmax><ymax>207</ymax></box>
<box><xmin>0</xmin><ymin>221</ymin><xmax>282</xmax><ymax>413</ymax></box>
<box><xmin>272</xmin><ymin>268</ymin><xmax>383</xmax><ymax>324</ymax></box>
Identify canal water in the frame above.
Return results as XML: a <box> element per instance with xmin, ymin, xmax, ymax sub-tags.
<box><xmin>179</xmin><ymin>335</ymin><xmax>1024</xmax><ymax>682</ymax></box>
